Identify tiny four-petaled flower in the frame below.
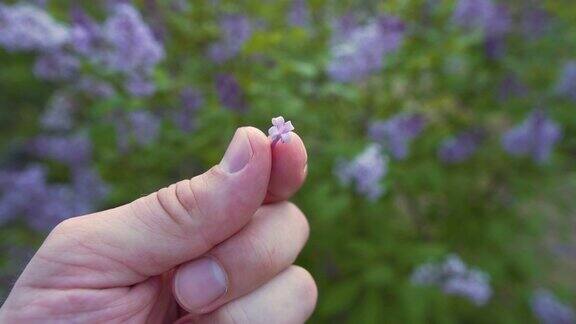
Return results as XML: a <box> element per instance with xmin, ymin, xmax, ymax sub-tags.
<box><xmin>268</xmin><ymin>116</ymin><xmax>295</xmax><ymax>145</ymax></box>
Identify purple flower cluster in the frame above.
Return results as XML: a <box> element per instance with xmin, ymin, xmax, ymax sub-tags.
<box><xmin>33</xmin><ymin>50</ymin><xmax>80</xmax><ymax>81</ymax></box>
<box><xmin>368</xmin><ymin>114</ymin><xmax>426</xmax><ymax>160</ymax></box>
<box><xmin>27</xmin><ymin>133</ymin><xmax>92</xmax><ymax>167</ymax></box>
<box><xmin>2</xmin><ymin>3</ymin><xmax>163</xmax><ymax>97</ymax></box>
<box><xmin>438</xmin><ymin>129</ymin><xmax>484</xmax><ymax>164</ymax></box>
<box><xmin>216</xmin><ymin>74</ymin><xmax>247</xmax><ymax>112</ymax></box>
<box><xmin>452</xmin><ymin>0</ymin><xmax>510</xmax><ymax>58</ymax></box>
<box><xmin>288</xmin><ymin>0</ymin><xmax>311</xmax><ymax>28</ymax></box>
<box><xmin>502</xmin><ymin>110</ymin><xmax>562</xmax><ymax>164</ymax></box>
<box><xmin>0</xmin><ymin>3</ymin><xmax>69</xmax><ymax>52</ymax></box>
<box><xmin>452</xmin><ymin>0</ymin><xmax>510</xmax><ymax>37</ymax></box>
<box><xmin>336</xmin><ymin>144</ymin><xmax>388</xmax><ymax>201</ymax></box>
<box><xmin>101</xmin><ymin>4</ymin><xmax>165</xmax><ymax>76</ymax></box>
<box><xmin>411</xmin><ymin>254</ymin><xmax>492</xmax><ymax>306</ymax></box>
<box><xmin>207</xmin><ymin>15</ymin><xmax>253</xmax><ymax>64</ymax></box>
<box><xmin>116</xmin><ymin>110</ymin><xmax>162</xmax><ymax>151</ymax></box>
<box><xmin>328</xmin><ymin>15</ymin><xmax>406</xmax><ymax>82</ymax></box>
<box><xmin>0</xmin><ymin>164</ymin><xmax>108</xmax><ymax>231</ymax></box>
<box><xmin>556</xmin><ymin>61</ymin><xmax>576</xmax><ymax>102</ymax></box>
<box><xmin>531</xmin><ymin>289</ymin><xmax>575</xmax><ymax>324</ymax></box>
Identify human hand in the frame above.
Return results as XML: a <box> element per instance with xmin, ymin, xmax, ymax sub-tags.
<box><xmin>0</xmin><ymin>127</ymin><xmax>316</xmax><ymax>323</ymax></box>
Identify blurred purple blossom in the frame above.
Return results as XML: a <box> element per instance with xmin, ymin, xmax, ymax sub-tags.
<box><xmin>40</xmin><ymin>93</ymin><xmax>75</xmax><ymax>131</ymax></box>
<box><xmin>438</xmin><ymin>129</ymin><xmax>484</xmax><ymax>164</ymax></box>
<box><xmin>125</xmin><ymin>75</ymin><xmax>157</xmax><ymax>97</ymax></box>
<box><xmin>70</xmin><ymin>6</ymin><xmax>102</xmax><ymax>56</ymax></box>
<box><xmin>328</xmin><ymin>16</ymin><xmax>405</xmax><ymax>82</ymax></box>
<box><xmin>33</xmin><ymin>50</ymin><xmax>80</xmax><ymax>81</ymax></box>
<box><xmin>531</xmin><ymin>289</ymin><xmax>575</xmax><ymax>324</ymax></box>
<box><xmin>412</xmin><ymin>254</ymin><xmax>492</xmax><ymax>306</ymax></box>
<box><xmin>288</xmin><ymin>0</ymin><xmax>311</xmax><ymax>28</ymax></box>
<box><xmin>207</xmin><ymin>15</ymin><xmax>253</xmax><ymax>64</ymax></box>
<box><xmin>368</xmin><ymin>114</ymin><xmax>425</xmax><ymax>160</ymax></box>
<box><xmin>173</xmin><ymin>87</ymin><xmax>204</xmax><ymax>132</ymax></box>
<box><xmin>77</xmin><ymin>78</ymin><xmax>116</xmax><ymax>99</ymax></box>
<box><xmin>452</xmin><ymin>0</ymin><xmax>510</xmax><ymax>38</ymax></box>
<box><xmin>215</xmin><ymin>74</ymin><xmax>247</xmax><ymax>112</ymax></box>
<box><xmin>556</xmin><ymin>61</ymin><xmax>576</xmax><ymax>102</ymax></box>
<box><xmin>0</xmin><ymin>164</ymin><xmax>107</xmax><ymax>231</ymax></box>
<box><xmin>128</xmin><ymin>110</ymin><xmax>162</xmax><ymax>146</ymax></box>
<box><xmin>101</xmin><ymin>3</ymin><xmax>165</xmax><ymax>75</ymax></box>
<box><xmin>502</xmin><ymin>110</ymin><xmax>562</xmax><ymax>164</ymax></box>
<box><xmin>336</xmin><ymin>144</ymin><xmax>388</xmax><ymax>201</ymax></box>
<box><xmin>28</xmin><ymin>133</ymin><xmax>93</xmax><ymax>167</ymax></box>
<box><xmin>268</xmin><ymin>116</ymin><xmax>295</xmax><ymax>144</ymax></box>
<box><xmin>0</xmin><ymin>3</ymin><xmax>69</xmax><ymax>52</ymax></box>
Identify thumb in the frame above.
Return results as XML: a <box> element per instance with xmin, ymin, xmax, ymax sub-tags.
<box><xmin>20</xmin><ymin>127</ymin><xmax>271</xmax><ymax>288</ymax></box>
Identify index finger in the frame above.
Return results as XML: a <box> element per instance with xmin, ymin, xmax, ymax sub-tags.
<box><xmin>264</xmin><ymin>132</ymin><xmax>308</xmax><ymax>204</ymax></box>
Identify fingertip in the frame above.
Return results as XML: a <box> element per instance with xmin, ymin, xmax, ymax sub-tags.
<box><xmin>265</xmin><ymin>132</ymin><xmax>308</xmax><ymax>203</ymax></box>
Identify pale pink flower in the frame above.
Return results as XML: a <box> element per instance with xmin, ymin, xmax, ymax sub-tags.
<box><xmin>268</xmin><ymin>116</ymin><xmax>295</xmax><ymax>144</ymax></box>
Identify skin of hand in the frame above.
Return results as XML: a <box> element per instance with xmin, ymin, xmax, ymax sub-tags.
<box><xmin>0</xmin><ymin>127</ymin><xmax>316</xmax><ymax>324</ymax></box>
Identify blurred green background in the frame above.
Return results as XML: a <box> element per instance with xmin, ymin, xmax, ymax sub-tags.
<box><xmin>0</xmin><ymin>0</ymin><xmax>575</xmax><ymax>322</ymax></box>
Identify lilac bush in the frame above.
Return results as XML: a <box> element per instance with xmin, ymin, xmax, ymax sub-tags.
<box><xmin>1</xmin><ymin>0</ymin><xmax>575</xmax><ymax>321</ymax></box>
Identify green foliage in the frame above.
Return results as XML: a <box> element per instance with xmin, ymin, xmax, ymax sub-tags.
<box><xmin>1</xmin><ymin>0</ymin><xmax>575</xmax><ymax>322</ymax></box>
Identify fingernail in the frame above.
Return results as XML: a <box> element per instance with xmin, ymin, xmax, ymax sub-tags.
<box><xmin>220</xmin><ymin>129</ymin><xmax>252</xmax><ymax>173</ymax></box>
<box><xmin>175</xmin><ymin>257</ymin><xmax>228</xmax><ymax>311</ymax></box>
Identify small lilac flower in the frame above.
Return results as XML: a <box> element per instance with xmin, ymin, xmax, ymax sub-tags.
<box><xmin>207</xmin><ymin>15</ymin><xmax>253</xmax><ymax>64</ymax></box>
<box><xmin>268</xmin><ymin>117</ymin><xmax>295</xmax><ymax>145</ymax></box>
<box><xmin>438</xmin><ymin>129</ymin><xmax>484</xmax><ymax>164</ymax></box>
<box><xmin>0</xmin><ymin>3</ymin><xmax>69</xmax><ymax>52</ymax></box>
<box><xmin>412</xmin><ymin>254</ymin><xmax>492</xmax><ymax>306</ymax></box>
<box><xmin>33</xmin><ymin>50</ymin><xmax>80</xmax><ymax>81</ymax></box>
<box><xmin>502</xmin><ymin>110</ymin><xmax>562</xmax><ymax>164</ymax></box>
<box><xmin>556</xmin><ymin>61</ymin><xmax>576</xmax><ymax>102</ymax></box>
<box><xmin>531</xmin><ymin>289</ymin><xmax>575</xmax><ymax>324</ymax></box>
<box><xmin>336</xmin><ymin>144</ymin><xmax>388</xmax><ymax>201</ymax></box>
<box><xmin>215</xmin><ymin>74</ymin><xmax>247</xmax><ymax>112</ymax></box>
<box><xmin>368</xmin><ymin>114</ymin><xmax>425</xmax><ymax>160</ymax></box>
<box><xmin>327</xmin><ymin>16</ymin><xmax>405</xmax><ymax>82</ymax></box>
<box><xmin>288</xmin><ymin>0</ymin><xmax>311</xmax><ymax>28</ymax></box>
<box><xmin>101</xmin><ymin>3</ymin><xmax>165</xmax><ymax>75</ymax></box>
<box><xmin>28</xmin><ymin>133</ymin><xmax>92</xmax><ymax>167</ymax></box>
